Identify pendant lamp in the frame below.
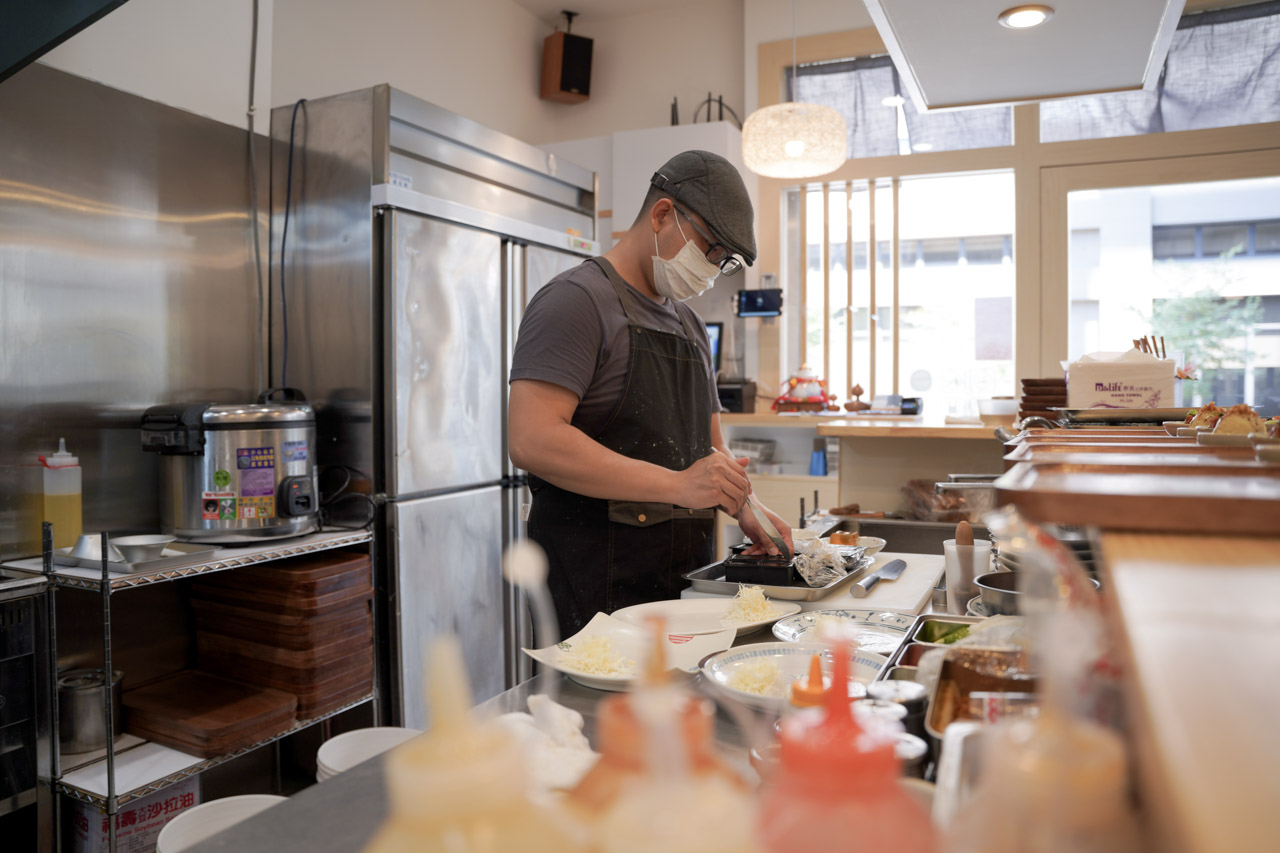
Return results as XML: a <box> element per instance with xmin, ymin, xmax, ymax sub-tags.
<box><xmin>742</xmin><ymin>1</ymin><xmax>847</xmax><ymax>179</ymax></box>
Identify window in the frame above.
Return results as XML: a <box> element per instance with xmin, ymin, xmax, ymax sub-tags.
<box><xmin>793</xmin><ymin>172</ymin><xmax>1016</xmax><ymax>417</ymax></box>
<box><xmin>1041</xmin><ymin>3</ymin><xmax>1280</xmax><ymax>142</ymax></box>
<box><xmin>1067</xmin><ymin>176</ymin><xmax>1280</xmax><ymax>412</ymax></box>
<box><xmin>792</xmin><ymin>56</ymin><xmax>1012</xmax><ymax>157</ymax></box>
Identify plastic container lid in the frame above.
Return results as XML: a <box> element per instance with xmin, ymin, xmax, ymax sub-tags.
<box><xmin>44</xmin><ymin>438</ymin><xmax>78</xmax><ymax>468</ymax></box>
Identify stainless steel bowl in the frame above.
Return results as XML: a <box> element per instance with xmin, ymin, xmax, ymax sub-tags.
<box><xmin>975</xmin><ymin>570</ymin><xmax>1100</xmax><ymax>615</ymax></box>
<box><xmin>111</xmin><ymin>534</ymin><xmax>175</xmax><ymax>563</ymax></box>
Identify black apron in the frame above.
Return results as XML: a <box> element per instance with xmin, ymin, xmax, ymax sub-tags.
<box><xmin>528</xmin><ymin>259</ymin><xmax>716</xmax><ymax>639</ymax></box>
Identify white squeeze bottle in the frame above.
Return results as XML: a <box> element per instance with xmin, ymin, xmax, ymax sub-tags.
<box><xmin>42</xmin><ymin>438</ymin><xmax>82</xmax><ymax>549</ymax></box>
<box><xmin>363</xmin><ymin>635</ymin><xmax>589</xmax><ymax>853</ymax></box>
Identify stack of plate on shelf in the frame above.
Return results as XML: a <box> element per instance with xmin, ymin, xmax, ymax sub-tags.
<box><xmin>123</xmin><ymin>671</ymin><xmax>296</xmax><ymax>758</ymax></box>
<box><xmin>1018</xmin><ymin>377</ymin><xmax>1067</xmax><ymax>423</ymax></box>
<box><xmin>191</xmin><ymin>549</ymin><xmax>374</xmax><ymax>720</ymax></box>
<box><xmin>315</xmin><ymin>727</ymin><xmax>420</xmax><ymax>782</ymax></box>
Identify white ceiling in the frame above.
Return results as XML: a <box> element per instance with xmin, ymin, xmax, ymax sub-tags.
<box><xmin>863</xmin><ymin>0</ymin><xmax>1186</xmax><ymax>110</ymax></box>
<box><xmin>513</xmin><ymin>0</ymin><xmax>688</xmax><ymax>27</ymax></box>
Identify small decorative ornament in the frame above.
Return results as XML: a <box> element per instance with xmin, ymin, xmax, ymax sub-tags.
<box><xmin>844</xmin><ymin>383</ymin><xmax>871</xmax><ymax>412</ymax></box>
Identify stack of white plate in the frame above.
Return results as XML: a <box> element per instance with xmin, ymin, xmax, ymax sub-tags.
<box><xmin>316</xmin><ymin>727</ymin><xmax>420</xmax><ymax>782</ymax></box>
<box><xmin>156</xmin><ymin>794</ymin><xmax>286</xmax><ymax>853</ymax></box>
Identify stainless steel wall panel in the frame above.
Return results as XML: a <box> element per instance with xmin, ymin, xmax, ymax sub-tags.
<box><xmin>269</xmin><ymin>88</ymin><xmax>379</xmax><ymax>490</ymax></box>
<box><xmin>386</xmin><ymin>212</ymin><xmax>503</xmax><ymax>497</ymax></box>
<box><xmin>389</xmin><ymin>487</ymin><xmax>506</xmax><ymax>728</ymax></box>
<box><xmin>0</xmin><ymin>63</ymin><xmax>265</xmax><ymax>561</ymax></box>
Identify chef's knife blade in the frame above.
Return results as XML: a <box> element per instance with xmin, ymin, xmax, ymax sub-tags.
<box><xmin>747</xmin><ymin>495</ymin><xmax>791</xmax><ymax>561</ymax></box>
<box><xmin>850</xmin><ymin>558</ymin><xmax>906</xmax><ymax>598</ymax></box>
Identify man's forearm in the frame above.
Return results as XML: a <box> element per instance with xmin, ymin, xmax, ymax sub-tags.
<box><xmin>512</xmin><ymin>421</ymin><xmax>682</xmax><ymax>503</ymax></box>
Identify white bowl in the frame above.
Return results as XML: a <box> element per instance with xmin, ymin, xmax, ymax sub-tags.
<box><xmin>977</xmin><ymin>398</ymin><xmax>1018</xmax><ymax>426</ymax></box>
<box><xmin>316</xmin><ymin>727</ymin><xmax>420</xmax><ymax>779</ymax></box>
<box><xmin>701</xmin><ymin>642</ymin><xmax>887</xmax><ymax>712</ymax></box>
<box><xmin>156</xmin><ymin>795</ymin><xmax>286</xmax><ymax>853</ymax></box>
<box><xmin>112</xmin><ymin>534</ymin><xmax>176</xmax><ymax>562</ymax></box>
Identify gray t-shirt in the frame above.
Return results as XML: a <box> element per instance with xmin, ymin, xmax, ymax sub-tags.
<box><xmin>510</xmin><ymin>257</ymin><xmax>720</xmax><ymax>438</ymax></box>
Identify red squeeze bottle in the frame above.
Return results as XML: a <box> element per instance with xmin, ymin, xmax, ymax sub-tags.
<box><xmin>756</xmin><ymin>639</ymin><xmax>937</xmax><ymax>853</ymax></box>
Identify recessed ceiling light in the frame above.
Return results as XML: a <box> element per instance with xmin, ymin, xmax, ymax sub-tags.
<box><xmin>998</xmin><ymin>5</ymin><xmax>1054</xmax><ymax>29</ymax></box>
<box><xmin>912</xmin><ymin>142</ymin><xmax>934</xmax><ymax>152</ymax></box>
<box><xmin>881</xmin><ymin>95</ymin><xmax>905</xmax><ymax>107</ymax></box>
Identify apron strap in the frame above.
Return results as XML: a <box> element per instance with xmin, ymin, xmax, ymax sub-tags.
<box><xmin>591</xmin><ymin>257</ymin><xmax>702</xmax><ymax>344</ymax></box>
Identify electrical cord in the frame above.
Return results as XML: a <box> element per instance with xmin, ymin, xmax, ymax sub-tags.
<box><xmin>318</xmin><ymin>464</ymin><xmax>376</xmax><ymax>530</ymax></box>
<box><xmin>280</xmin><ymin>98</ymin><xmax>307</xmax><ymax>389</ymax></box>
<box><xmin>246</xmin><ymin>0</ymin><xmax>266</xmax><ymax>397</ymax></box>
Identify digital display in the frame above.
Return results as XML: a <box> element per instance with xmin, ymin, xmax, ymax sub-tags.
<box><xmin>735</xmin><ymin>288</ymin><xmax>783</xmax><ymax>317</ymax></box>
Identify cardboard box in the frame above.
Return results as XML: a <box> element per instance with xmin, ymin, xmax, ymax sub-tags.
<box><xmin>70</xmin><ymin>776</ymin><xmax>200</xmax><ymax>853</ymax></box>
<box><xmin>1067</xmin><ymin>350</ymin><xmax>1175</xmax><ymax>409</ymax></box>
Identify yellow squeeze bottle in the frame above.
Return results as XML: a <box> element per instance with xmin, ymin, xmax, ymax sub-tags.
<box><xmin>363</xmin><ymin>636</ymin><xmax>588</xmax><ymax>853</ymax></box>
<box><xmin>42</xmin><ymin>438</ymin><xmax>82</xmax><ymax>549</ymax></box>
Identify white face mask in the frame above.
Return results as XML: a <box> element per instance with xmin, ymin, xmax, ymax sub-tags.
<box><xmin>652</xmin><ymin>214</ymin><xmax>720</xmax><ymax>302</ymax></box>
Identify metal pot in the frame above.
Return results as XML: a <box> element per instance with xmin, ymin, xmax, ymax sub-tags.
<box><xmin>975</xmin><ymin>570</ymin><xmax>1101</xmax><ymax>615</ymax></box>
<box><xmin>58</xmin><ymin>669</ymin><xmax>123</xmax><ymax>754</ymax></box>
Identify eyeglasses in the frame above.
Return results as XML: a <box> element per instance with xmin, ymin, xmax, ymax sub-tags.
<box><xmin>675</xmin><ymin>207</ymin><xmax>744</xmax><ymax>276</ymax></box>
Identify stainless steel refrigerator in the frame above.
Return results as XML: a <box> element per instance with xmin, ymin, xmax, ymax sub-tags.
<box><xmin>270</xmin><ymin>86</ymin><xmax>596</xmax><ymax>728</ymax></box>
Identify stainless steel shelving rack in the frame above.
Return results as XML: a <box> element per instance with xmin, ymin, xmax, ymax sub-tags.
<box><xmin>3</xmin><ymin>526</ymin><xmax>376</xmax><ymax>853</ymax></box>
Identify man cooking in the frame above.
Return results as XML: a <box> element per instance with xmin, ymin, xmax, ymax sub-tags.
<box><xmin>508</xmin><ymin>149</ymin><xmax>793</xmax><ymax>638</ymax></box>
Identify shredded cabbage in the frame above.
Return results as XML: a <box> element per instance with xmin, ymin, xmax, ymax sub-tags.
<box><xmin>721</xmin><ymin>585</ymin><xmax>778</xmax><ymax>625</ymax></box>
<box><xmin>726</xmin><ymin>659</ymin><xmax>782</xmax><ymax>696</ymax></box>
<box><xmin>556</xmin><ymin>635</ymin><xmax>635</xmax><ymax>676</ymax></box>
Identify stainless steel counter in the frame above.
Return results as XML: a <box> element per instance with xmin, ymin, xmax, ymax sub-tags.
<box><xmin>184</xmin><ymin>671</ymin><xmax>755</xmax><ymax>852</ymax></box>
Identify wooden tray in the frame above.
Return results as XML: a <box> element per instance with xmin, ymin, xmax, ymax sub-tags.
<box><xmin>191</xmin><ymin>597</ymin><xmax>370</xmax><ymax>631</ymax></box>
<box><xmin>1019</xmin><ymin>428</ymin><xmax>1170</xmax><ymax>437</ymax></box>
<box><xmin>196</xmin><ymin>550</ymin><xmax>370</xmax><ymax>596</ymax></box>
<box><xmin>200</xmin><ymin>646</ymin><xmax>372</xmax><ymax>691</ymax></box>
<box><xmin>127</xmin><ymin>707</ymin><xmax>296</xmax><ymax>757</ymax></box>
<box><xmin>193</xmin><ymin>601</ymin><xmax>370</xmax><ymax>649</ymax></box>
<box><xmin>198</xmin><ymin>622</ymin><xmax>372</xmax><ymax>667</ymax></box>
<box><xmin>190</xmin><ymin>578</ymin><xmax>373</xmax><ymax>617</ymax></box>
<box><xmin>995</xmin><ymin>461</ymin><xmax>1280</xmax><ymax>534</ymax></box>
<box><xmin>1004</xmin><ymin>441</ymin><xmax>1257</xmax><ymax>465</ymax></box>
<box><xmin>1012</xmin><ymin>451</ymin><xmax>1274</xmax><ymax>470</ymax></box>
<box><xmin>1014</xmin><ymin>433</ymin><xmax>1193</xmax><ymax>445</ymax></box>
<box><xmin>122</xmin><ymin>671</ymin><xmax>297</xmax><ymax>741</ymax></box>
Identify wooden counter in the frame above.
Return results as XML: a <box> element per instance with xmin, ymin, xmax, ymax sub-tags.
<box><xmin>817</xmin><ymin>418</ymin><xmax>995</xmax><ymax>439</ymax></box>
<box><xmin>1100</xmin><ymin>532</ymin><xmax>1280</xmax><ymax>853</ymax></box>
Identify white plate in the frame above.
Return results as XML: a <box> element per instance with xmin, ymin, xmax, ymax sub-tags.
<box><xmin>770</xmin><ymin>609</ymin><xmax>913</xmax><ymax>656</ymax></box>
<box><xmin>819</xmin><ymin>535</ymin><xmax>886</xmax><ymax>556</ymax></box>
<box><xmin>522</xmin><ymin>612</ymin><xmax>735</xmax><ymax>692</ymax></box>
<box><xmin>611</xmin><ymin>597</ymin><xmax>801</xmax><ymax>638</ymax></box>
<box><xmin>700</xmin><ymin>642</ymin><xmax>888</xmax><ymax>712</ymax></box>
<box><xmin>967</xmin><ymin>596</ymin><xmax>991</xmax><ymax>618</ymax></box>
<box><xmin>1197</xmin><ymin>432</ymin><xmax>1253</xmax><ymax>446</ymax></box>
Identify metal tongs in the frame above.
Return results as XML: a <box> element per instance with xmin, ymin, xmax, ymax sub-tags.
<box><xmin>746</xmin><ymin>494</ymin><xmax>791</xmax><ymax>561</ymax></box>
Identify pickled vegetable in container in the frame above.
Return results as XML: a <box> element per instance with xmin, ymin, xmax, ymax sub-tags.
<box><xmin>757</xmin><ymin>638</ymin><xmax>936</xmax><ymax>853</ymax></box>
<box><xmin>41</xmin><ymin>438</ymin><xmax>82</xmax><ymax>549</ymax></box>
<box><xmin>363</xmin><ymin>636</ymin><xmax>587</xmax><ymax>853</ymax></box>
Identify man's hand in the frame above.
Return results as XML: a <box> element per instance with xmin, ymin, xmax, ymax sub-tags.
<box><xmin>675</xmin><ymin>452</ymin><xmax>751</xmax><ymax>515</ymax></box>
<box><xmin>737</xmin><ymin>499</ymin><xmax>795</xmax><ymax>557</ymax></box>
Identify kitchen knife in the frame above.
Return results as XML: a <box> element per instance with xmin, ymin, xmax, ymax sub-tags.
<box><xmin>850</xmin><ymin>558</ymin><xmax>906</xmax><ymax>598</ymax></box>
<box><xmin>747</xmin><ymin>495</ymin><xmax>791</xmax><ymax>561</ymax></box>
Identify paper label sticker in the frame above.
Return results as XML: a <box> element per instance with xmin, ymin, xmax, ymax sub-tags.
<box><xmin>237</xmin><ymin>447</ymin><xmax>275</xmax><ymax>498</ymax></box>
<box><xmin>282</xmin><ymin>440</ymin><xmax>308</xmax><ymax>463</ymax></box>
<box><xmin>202</xmin><ymin>492</ymin><xmax>235</xmax><ymax>521</ymax></box>
<box><xmin>390</xmin><ymin>171</ymin><xmax>413</xmax><ymax>189</ymax></box>
<box><xmin>238</xmin><ymin>496</ymin><xmax>275</xmax><ymax>520</ymax></box>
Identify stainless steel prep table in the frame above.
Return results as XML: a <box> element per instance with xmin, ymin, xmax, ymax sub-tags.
<box><xmin>183</xmin><ymin>671</ymin><xmax>752</xmax><ymax>852</ymax></box>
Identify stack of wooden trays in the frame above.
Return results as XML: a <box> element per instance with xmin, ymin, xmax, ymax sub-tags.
<box><xmin>1019</xmin><ymin>378</ymin><xmax>1067</xmax><ymax>422</ymax></box>
<box><xmin>123</xmin><ymin>671</ymin><xmax>296</xmax><ymax>758</ymax></box>
<box><xmin>191</xmin><ymin>549</ymin><xmax>374</xmax><ymax>720</ymax></box>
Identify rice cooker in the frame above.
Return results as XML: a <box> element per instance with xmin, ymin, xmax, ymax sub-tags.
<box><xmin>141</xmin><ymin>388</ymin><xmax>319</xmax><ymax>543</ymax></box>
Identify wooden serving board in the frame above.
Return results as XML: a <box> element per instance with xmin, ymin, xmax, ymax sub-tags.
<box><xmin>193</xmin><ymin>600</ymin><xmax>371</xmax><ymax>649</ymax></box>
<box><xmin>996</xmin><ymin>461</ymin><xmax>1280</xmax><ymax>534</ymax></box>
<box><xmin>198</xmin><ymin>622</ymin><xmax>372</xmax><ymax>668</ymax></box>
<box><xmin>190</xmin><ymin>577</ymin><xmax>373</xmax><ymax>617</ymax></box>
<box><xmin>195</xmin><ymin>550</ymin><xmax>370</xmax><ymax>597</ymax></box>
<box><xmin>127</xmin><ymin>708</ymin><xmax>296</xmax><ymax>757</ymax></box>
<box><xmin>122</xmin><ymin>671</ymin><xmax>297</xmax><ymax>741</ymax></box>
<box><xmin>200</xmin><ymin>646</ymin><xmax>372</xmax><ymax>691</ymax></box>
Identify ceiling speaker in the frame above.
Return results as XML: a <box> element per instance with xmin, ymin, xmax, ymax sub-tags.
<box><xmin>541</xmin><ymin>31</ymin><xmax>592</xmax><ymax>104</ymax></box>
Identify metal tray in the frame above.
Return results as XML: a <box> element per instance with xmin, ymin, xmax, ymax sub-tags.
<box><xmin>1050</xmin><ymin>407</ymin><xmax>1191</xmax><ymax>424</ymax></box>
<box><xmin>995</xmin><ymin>461</ymin><xmax>1280</xmax><ymax>535</ymax></box>
<box><xmin>1004</xmin><ymin>441</ymin><xmax>1257</xmax><ymax>464</ymax></box>
<box><xmin>683</xmin><ymin>554</ymin><xmax>872</xmax><ymax>601</ymax></box>
<box><xmin>54</xmin><ymin>542</ymin><xmax>221</xmax><ymax>575</ymax></box>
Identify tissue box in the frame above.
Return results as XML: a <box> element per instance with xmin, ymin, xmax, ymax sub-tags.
<box><xmin>1067</xmin><ymin>350</ymin><xmax>1175</xmax><ymax>409</ymax></box>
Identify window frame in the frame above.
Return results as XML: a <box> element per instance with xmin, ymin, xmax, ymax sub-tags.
<box><xmin>754</xmin><ymin>24</ymin><xmax>1280</xmax><ymax>395</ymax></box>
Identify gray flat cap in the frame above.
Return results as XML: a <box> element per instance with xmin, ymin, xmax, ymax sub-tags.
<box><xmin>650</xmin><ymin>150</ymin><xmax>756</xmax><ymax>266</ymax></box>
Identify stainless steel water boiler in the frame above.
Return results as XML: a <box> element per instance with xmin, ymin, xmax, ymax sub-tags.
<box><xmin>141</xmin><ymin>388</ymin><xmax>320</xmax><ymax>543</ymax></box>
